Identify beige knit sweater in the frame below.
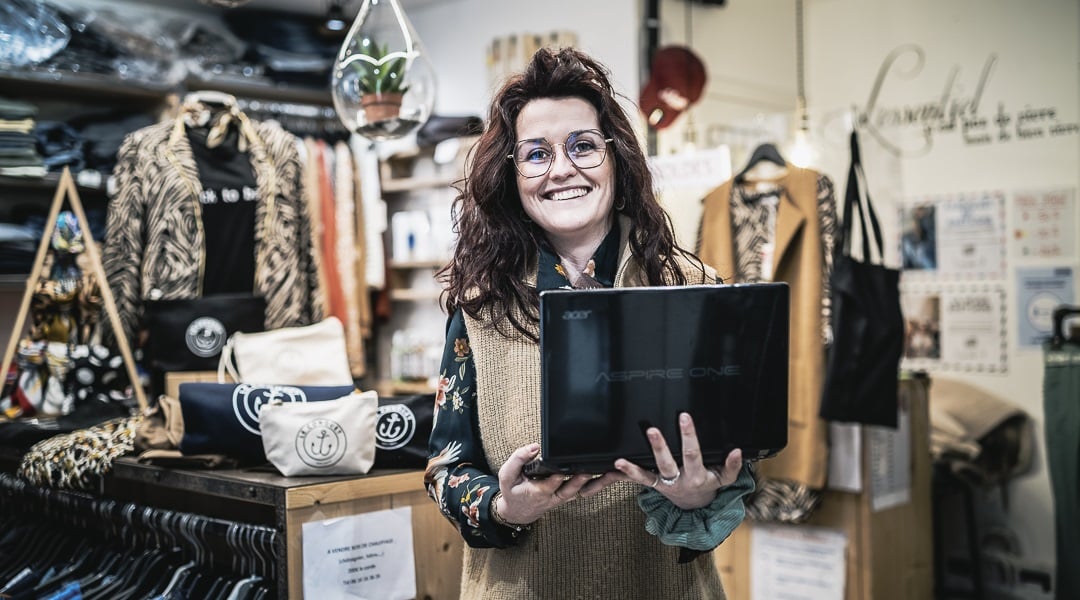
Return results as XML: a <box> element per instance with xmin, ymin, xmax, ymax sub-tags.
<box><xmin>460</xmin><ymin>232</ymin><xmax>726</xmax><ymax>599</ymax></box>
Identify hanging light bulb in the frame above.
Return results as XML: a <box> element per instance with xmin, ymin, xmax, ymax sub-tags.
<box><xmin>788</xmin><ymin>102</ymin><xmax>817</xmax><ymax>167</ymax></box>
<box><xmin>786</xmin><ymin>0</ymin><xmax>816</xmax><ymax>168</ymax></box>
<box><xmin>331</xmin><ymin>0</ymin><xmax>436</xmax><ymax>141</ymax></box>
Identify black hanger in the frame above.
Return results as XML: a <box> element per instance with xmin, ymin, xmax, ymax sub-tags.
<box><xmin>734</xmin><ymin>142</ymin><xmax>786</xmax><ymax>183</ymax></box>
<box><xmin>1051</xmin><ymin>305</ymin><xmax>1080</xmax><ymax>348</ymax></box>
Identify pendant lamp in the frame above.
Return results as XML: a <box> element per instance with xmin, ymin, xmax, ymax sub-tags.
<box><xmin>787</xmin><ymin>0</ymin><xmax>817</xmax><ymax>167</ymax></box>
<box><xmin>331</xmin><ymin>0</ymin><xmax>436</xmax><ymax>141</ymax></box>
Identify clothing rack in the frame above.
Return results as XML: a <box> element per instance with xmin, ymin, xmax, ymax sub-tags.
<box><xmin>237</xmin><ymin>98</ymin><xmax>348</xmax><ymax>138</ymax></box>
<box><xmin>0</xmin><ymin>473</ymin><xmax>279</xmax><ymax>598</ymax></box>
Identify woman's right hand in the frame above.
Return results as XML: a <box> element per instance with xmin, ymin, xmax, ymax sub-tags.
<box><xmin>495</xmin><ymin>443</ymin><xmax>619</xmax><ymax>525</ymax></box>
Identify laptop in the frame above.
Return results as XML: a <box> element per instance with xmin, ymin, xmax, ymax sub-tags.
<box><xmin>525</xmin><ymin>282</ymin><xmax>789</xmax><ymax>477</ymax></box>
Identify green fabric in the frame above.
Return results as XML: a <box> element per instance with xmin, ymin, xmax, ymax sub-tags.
<box><xmin>1043</xmin><ymin>341</ymin><xmax>1080</xmax><ymax>600</ymax></box>
<box><xmin>638</xmin><ymin>462</ymin><xmax>755</xmax><ymax>551</ymax></box>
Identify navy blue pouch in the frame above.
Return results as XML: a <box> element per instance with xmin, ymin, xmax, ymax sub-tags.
<box><xmin>178</xmin><ymin>382</ymin><xmax>355</xmax><ymax>461</ymax></box>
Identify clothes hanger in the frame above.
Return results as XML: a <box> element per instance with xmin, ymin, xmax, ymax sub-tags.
<box><xmin>734</xmin><ymin>142</ymin><xmax>788</xmax><ymax>185</ymax></box>
<box><xmin>183</xmin><ymin>90</ymin><xmax>240</xmax><ymax>111</ymax></box>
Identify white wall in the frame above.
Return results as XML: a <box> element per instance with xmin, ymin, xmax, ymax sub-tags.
<box><xmin>658</xmin><ymin>0</ymin><xmax>1079</xmax><ymax>585</ymax></box>
<box><xmin>407</xmin><ymin>0</ymin><xmax>642</xmax><ymax>118</ymax></box>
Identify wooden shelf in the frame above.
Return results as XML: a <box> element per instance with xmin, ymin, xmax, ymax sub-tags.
<box><xmin>0</xmin><ymin>72</ymin><xmax>171</xmax><ymax>103</ymax></box>
<box><xmin>381</xmin><ymin>174</ymin><xmax>458</xmax><ymax>193</ymax></box>
<box><xmin>185</xmin><ymin>76</ymin><xmax>333</xmax><ymax>106</ymax></box>
<box><xmin>0</xmin><ymin>72</ymin><xmax>332</xmax><ymax>108</ymax></box>
<box><xmin>389</xmin><ymin>288</ymin><xmax>442</xmax><ymax>302</ymax></box>
<box><xmin>0</xmin><ymin>275</ymin><xmax>29</xmax><ymax>292</ymax></box>
<box><xmin>389</xmin><ymin>259</ymin><xmax>446</xmax><ymax>270</ymax></box>
<box><xmin>0</xmin><ymin>172</ymin><xmax>109</xmax><ymax>196</ymax></box>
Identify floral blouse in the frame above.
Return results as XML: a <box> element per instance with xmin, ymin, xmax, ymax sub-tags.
<box><xmin>424</xmin><ymin>222</ymin><xmax>754</xmax><ymax>552</ymax></box>
<box><xmin>424</xmin><ymin>225</ymin><xmax>620</xmax><ymax>548</ymax></box>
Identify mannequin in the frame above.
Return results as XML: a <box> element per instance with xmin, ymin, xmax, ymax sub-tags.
<box><xmin>102</xmin><ymin>90</ymin><xmax>323</xmax><ymax>353</ymax></box>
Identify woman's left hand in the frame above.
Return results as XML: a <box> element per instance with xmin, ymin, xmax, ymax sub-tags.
<box><xmin>614</xmin><ymin>412</ymin><xmax>743</xmax><ymax>510</ymax></box>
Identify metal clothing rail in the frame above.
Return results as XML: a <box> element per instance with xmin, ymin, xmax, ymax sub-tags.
<box><xmin>0</xmin><ymin>473</ymin><xmax>280</xmax><ymax>582</ymax></box>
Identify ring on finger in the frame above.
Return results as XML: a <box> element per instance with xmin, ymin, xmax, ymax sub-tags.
<box><xmin>650</xmin><ymin>474</ymin><xmax>661</xmax><ymax>488</ymax></box>
<box><xmin>659</xmin><ymin>470</ymin><xmax>681</xmax><ymax>486</ymax></box>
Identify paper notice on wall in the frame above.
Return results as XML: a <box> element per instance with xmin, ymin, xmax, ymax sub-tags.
<box><xmin>302</xmin><ymin>507</ymin><xmax>416</xmax><ymax>600</ymax></box>
<box><xmin>940</xmin><ymin>285</ymin><xmax>1008</xmax><ymax>372</ymax></box>
<box><xmin>649</xmin><ymin>147</ymin><xmax>732</xmax><ymax>249</ymax></box>
<box><xmin>902</xmin><ymin>282</ymin><xmax>1008</xmax><ymax>373</ymax></box>
<box><xmin>827</xmin><ymin>422</ymin><xmax>862</xmax><ymax>493</ymax></box>
<box><xmin>750</xmin><ymin>524</ymin><xmax>847</xmax><ymax>600</ymax></box>
<box><xmin>1017</xmin><ymin>267</ymin><xmax>1076</xmax><ymax>348</ymax></box>
<box><xmin>1012</xmin><ymin>188</ymin><xmax>1077</xmax><ymax>259</ymax></box>
<box><xmin>934</xmin><ymin>191</ymin><xmax>1006</xmax><ymax>278</ymax></box>
<box><xmin>868</xmin><ymin>403</ymin><xmax>911</xmax><ymax>512</ymax></box>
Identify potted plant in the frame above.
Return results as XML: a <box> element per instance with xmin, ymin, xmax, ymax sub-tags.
<box><xmin>351</xmin><ymin>41</ymin><xmax>410</xmax><ymax>123</ymax></box>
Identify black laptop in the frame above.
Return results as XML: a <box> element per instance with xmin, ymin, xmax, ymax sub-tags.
<box><xmin>525</xmin><ymin>282</ymin><xmax>789</xmax><ymax>477</ymax></box>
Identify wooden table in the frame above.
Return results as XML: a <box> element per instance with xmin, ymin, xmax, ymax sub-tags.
<box><xmin>108</xmin><ymin>458</ymin><xmax>463</xmax><ymax>599</ymax></box>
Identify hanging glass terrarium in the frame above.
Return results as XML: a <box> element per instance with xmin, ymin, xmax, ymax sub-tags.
<box><xmin>331</xmin><ymin>0</ymin><xmax>436</xmax><ymax>141</ymax></box>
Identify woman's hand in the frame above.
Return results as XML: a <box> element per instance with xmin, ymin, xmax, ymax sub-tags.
<box><xmin>614</xmin><ymin>412</ymin><xmax>743</xmax><ymax>510</ymax></box>
<box><xmin>495</xmin><ymin>443</ymin><xmax>610</xmax><ymax>525</ymax></box>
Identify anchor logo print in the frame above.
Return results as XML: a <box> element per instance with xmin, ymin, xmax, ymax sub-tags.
<box><xmin>296</xmin><ymin>418</ymin><xmax>347</xmax><ymax>468</ymax></box>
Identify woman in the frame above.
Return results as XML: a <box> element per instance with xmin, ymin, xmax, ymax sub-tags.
<box><xmin>425</xmin><ymin>47</ymin><xmax>754</xmax><ymax>599</ymax></box>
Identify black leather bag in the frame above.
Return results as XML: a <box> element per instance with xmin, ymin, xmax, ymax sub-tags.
<box><xmin>373</xmin><ymin>393</ymin><xmax>434</xmax><ymax>469</ymax></box>
<box><xmin>178</xmin><ymin>382</ymin><xmax>355</xmax><ymax>461</ymax></box>
<box><xmin>142</xmin><ymin>294</ymin><xmax>266</xmax><ymax>372</ymax></box>
<box><xmin>819</xmin><ymin>131</ymin><xmax>905</xmax><ymax>427</ymax></box>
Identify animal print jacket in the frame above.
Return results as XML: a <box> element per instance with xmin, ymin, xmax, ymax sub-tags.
<box><xmin>102</xmin><ymin>115</ymin><xmax>323</xmax><ymax>349</ymax></box>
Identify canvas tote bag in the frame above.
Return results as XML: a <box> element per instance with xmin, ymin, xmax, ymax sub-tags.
<box><xmin>259</xmin><ymin>390</ymin><xmax>378</xmax><ymax>476</ymax></box>
<box><xmin>217</xmin><ymin>317</ymin><xmax>353</xmax><ymax>386</ymax></box>
<box><xmin>819</xmin><ymin>130</ymin><xmax>905</xmax><ymax>427</ymax></box>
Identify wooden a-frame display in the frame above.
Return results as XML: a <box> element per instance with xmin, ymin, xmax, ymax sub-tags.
<box><xmin>1</xmin><ymin>167</ymin><xmax>148</xmax><ymax>411</ymax></box>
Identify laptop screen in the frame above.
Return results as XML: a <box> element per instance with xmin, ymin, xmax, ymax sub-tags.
<box><xmin>539</xmin><ymin>283</ymin><xmax>789</xmax><ymax>470</ymax></box>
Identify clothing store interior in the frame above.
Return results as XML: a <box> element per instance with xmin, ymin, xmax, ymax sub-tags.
<box><xmin>0</xmin><ymin>0</ymin><xmax>1076</xmax><ymax>598</ymax></box>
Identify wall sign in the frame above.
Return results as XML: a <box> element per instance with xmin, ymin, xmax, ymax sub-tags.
<box><xmin>852</xmin><ymin>45</ymin><xmax>1079</xmax><ymax>157</ymax></box>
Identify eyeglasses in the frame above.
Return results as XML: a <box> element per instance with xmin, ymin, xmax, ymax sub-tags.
<box><xmin>508</xmin><ymin>129</ymin><xmax>614</xmax><ymax>178</ymax></box>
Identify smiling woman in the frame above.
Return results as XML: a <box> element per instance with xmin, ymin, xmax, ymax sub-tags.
<box><xmin>424</xmin><ymin>46</ymin><xmax>754</xmax><ymax>600</ymax></box>
<box><xmin>514</xmin><ymin>98</ymin><xmax>617</xmax><ymax>266</ymax></box>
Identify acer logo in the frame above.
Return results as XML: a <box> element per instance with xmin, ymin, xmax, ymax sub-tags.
<box><xmin>562</xmin><ymin>310</ymin><xmax>592</xmax><ymax>320</ymax></box>
<box><xmin>594</xmin><ymin>366</ymin><xmax>742</xmax><ymax>383</ymax></box>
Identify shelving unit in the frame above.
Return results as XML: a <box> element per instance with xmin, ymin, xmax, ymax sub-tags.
<box><xmin>371</xmin><ymin>137</ymin><xmax>477</xmax><ymax>397</ymax></box>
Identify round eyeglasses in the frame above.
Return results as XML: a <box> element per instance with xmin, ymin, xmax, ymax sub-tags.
<box><xmin>508</xmin><ymin>129</ymin><xmax>614</xmax><ymax>178</ymax></box>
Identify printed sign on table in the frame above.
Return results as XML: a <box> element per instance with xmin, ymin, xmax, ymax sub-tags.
<box><xmin>302</xmin><ymin>507</ymin><xmax>416</xmax><ymax>600</ymax></box>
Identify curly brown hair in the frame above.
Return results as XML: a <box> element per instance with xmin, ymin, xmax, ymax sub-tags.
<box><xmin>440</xmin><ymin>47</ymin><xmax>698</xmax><ymax>340</ymax></box>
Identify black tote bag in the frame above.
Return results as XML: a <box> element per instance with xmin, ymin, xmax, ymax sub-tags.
<box><xmin>819</xmin><ymin>131</ymin><xmax>905</xmax><ymax>427</ymax></box>
<box><xmin>143</xmin><ymin>294</ymin><xmax>267</xmax><ymax>372</ymax></box>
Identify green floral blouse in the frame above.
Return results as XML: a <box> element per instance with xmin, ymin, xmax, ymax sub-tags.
<box><xmin>424</xmin><ymin>222</ymin><xmax>753</xmax><ymax>551</ymax></box>
<box><xmin>424</xmin><ymin>224</ymin><xmax>619</xmax><ymax>548</ymax></box>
